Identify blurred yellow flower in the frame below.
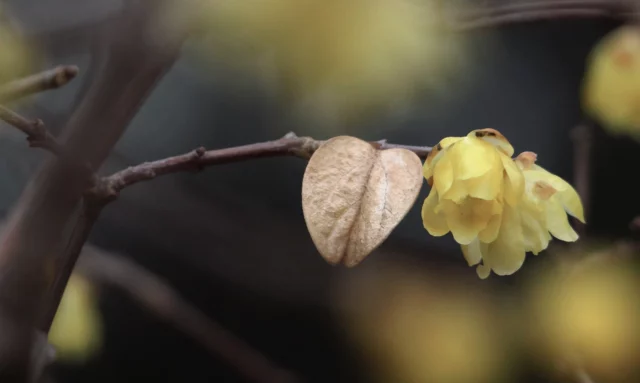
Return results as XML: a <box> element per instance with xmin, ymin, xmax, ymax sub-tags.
<box><xmin>49</xmin><ymin>274</ymin><xmax>103</xmax><ymax>363</ymax></box>
<box><xmin>0</xmin><ymin>9</ymin><xmax>34</xmax><ymax>84</ymax></box>
<box><xmin>422</xmin><ymin>128</ymin><xmax>525</xmax><ymax>278</ymax></box>
<box><xmin>526</xmin><ymin>252</ymin><xmax>640</xmax><ymax>381</ymax></box>
<box><xmin>197</xmin><ymin>0</ymin><xmax>466</xmax><ymax>126</ymax></box>
<box><xmin>582</xmin><ymin>25</ymin><xmax>640</xmax><ymax>139</ymax></box>
<box><xmin>338</xmin><ymin>265</ymin><xmax>510</xmax><ymax>383</ymax></box>
<box><xmin>423</xmin><ymin>130</ymin><xmax>584</xmax><ymax>279</ymax></box>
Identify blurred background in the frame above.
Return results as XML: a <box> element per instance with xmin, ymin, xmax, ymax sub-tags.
<box><xmin>1</xmin><ymin>0</ymin><xmax>639</xmax><ymax>382</ymax></box>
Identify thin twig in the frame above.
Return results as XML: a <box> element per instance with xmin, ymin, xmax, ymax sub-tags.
<box><xmin>0</xmin><ymin>105</ymin><xmax>65</xmax><ymax>156</ymax></box>
<box><xmin>0</xmin><ymin>105</ymin><xmax>94</xmax><ymax>178</ymax></box>
<box><xmin>0</xmin><ymin>66</ymin><xmax>79</xmax><ymax>103</ymax></box>
<box><xmin>77</xmin><ymin>248</ymin><xmax>299</xmax><ymax>383</ymax></box>
<box><xmin>91</xmin><ymin>133</ymin><xmax>432</xmax><ymax>200</ymax></box>
<box><xmin>571</xmin><ymin>123</ymin><xmax>593</xmax><ymax>237</ymax></box>
<box><xmin>458</xmin><ymin>0</ymin><xmax>629</xmax><ymax>18</ymax></box>
<box><xmin>453</xmin><ymin>0</ymin><xmax>634</xmax><ymax>30</ymax></box>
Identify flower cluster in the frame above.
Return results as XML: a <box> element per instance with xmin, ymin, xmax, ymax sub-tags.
<box><xmin>422</xmin><ymin>129</ymin><xmax>584</xmax><ymax>278</ymax></box>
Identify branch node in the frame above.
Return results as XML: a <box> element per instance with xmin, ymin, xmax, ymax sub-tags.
<box><xmin>292</xmin><ymin>136</ymin><xmax>322</xmax><ymax>159</ymax></box>
<box><xmin>283</xmin><ymin>132</ymin><xmax>298</xmax><ymax>139</ymax></box>
<box><xmin>141</xmin><ymin>168</ymin><xmax>157</xmax><ymax>179</ymax></box>
<box><xmin>85</xmin><ymin>179</ymin><xmax>119</xmax><ymax>205</ymax></box>
<box><xmin>194</xmin><ymin>146</ymin><xmax>206</xmax><ymax>158</ymax></box>
<box><xmin>54</xmin><ymin>66</ymin><xmax>80</xmax><ymax>87</ymax></box>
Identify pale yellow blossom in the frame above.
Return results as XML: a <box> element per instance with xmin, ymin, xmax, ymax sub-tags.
<box><xmin>582</xmin><ymin>25</ymin><xmax>640</xmax><ymax>139</ymax></box>
<box><xmin>197</xmin><ymin>0</ymin><xmax>467</xmax><ymax>125</ymax></box>
<box><xmin>422</xmin><ymin>129</ymin><xmax>525</xmax><ymax>277</ymax></box>
<box><xmin>515</xmin><ymin>151</ymin><xmax>585</xmax><ymax>253</ymax></box>
<box><xmin>423</xmin><ymin>130</ymin><xmax>584</xmax><ymax>279</ymax></box>
<box><xmin>49</xmin><ymin>274</ymin><xmax>103</xmax><ymax>362</ymax></box>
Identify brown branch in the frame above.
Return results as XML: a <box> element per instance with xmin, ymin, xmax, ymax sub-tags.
<box><xmin>0</xmin><ymin>66</ymin><xmax>79</xmax><ymax>103</ymax></box>
<box><xmin>0</xmin><ymin>2</ymin><xmax>188</xmax><ymax>380</ymax></box>
<box><xmin>91</xmin><ymin>133</ymin><xmax>432</xmax><ymax>200</ymax></box>
<box><xmin>571</xmin><ymin>123</ymin><xmax>593</xmax><ymax>237</ymax></box>
<box><xmin>77</xmin><ymin>248</ymin><xmax>298</xmax><ymax>383</ymax></box>
<box><xmin>0</xmin><ymin>105</ymin><xmax>94</xmax><ymax>180</ymax></box>
<box><xmin>0</xmin><ymin>105</ymin><xmax>65</xmax><ymax>156</ymax></box>
<box><xmin>453</xmin><ymin>0</ymin><xmax>634</xmax><ymax>30</ymax></box>
<box><xmin>40</xmin><ymin>201</ymin><xmax>105</xmax><ymax>332</ymax></box>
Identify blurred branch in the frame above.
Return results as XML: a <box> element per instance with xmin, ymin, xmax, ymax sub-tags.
<box><xmin>453</xmin><ymin>0</ymin><xmax>634</xmax><ymax>30</ymax></box>
<box><xmin>0</xmin><ymin>106</ymin><xmax>65</xmax><ymax>156</ymax></box>
<box><xmin>571</xmin><ymin>123</ymin><xmax>593</xmax><ymax>237</ymax></box>
<box><xmin>77</xmin><ymin>248</ymin><xmax>298</xmax><ymax>383</ymax></box>
<box><xmin>574</xmin><ymin>368</ymin><xmax>596</xmax><ymax>383</ymax></box>
<box><xmin>0</xmin><ymin>70</ymin><xmax>94</xmax><ymax>178</ymax></box>
<box><xmin>0</xmin><ymin>2</ymin><xmax>187</xmax><ymax>380</ymax></box>
<box><xmin>40</xmin><ymin>201</ymin><xmax>105</xmax><ymax>332</ymax></box>
<box><xmin>89</xmin><ymin>132</ymin><xmax>432</xmax><ymax>200</ymax></box>
<box><xmin>0</xmin><ymin>66</ymin><xmax>79</xmax><ymax>103</ymax></box>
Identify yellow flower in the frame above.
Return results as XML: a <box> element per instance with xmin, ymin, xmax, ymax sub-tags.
<box><xmin>582</xmin><ymin>25</ymin><xmax>640</xmax><ymax>139</ymax></box>
<box><xmin>0</xmin><ymin>10</ymin><xmax>34</xmax><ymax>84</ymax></box>
<box><xmin>422</xmin><ymin>130</ymin><xmax>585</xmax><ymax>279</ymax></box>
<box><xmin>422</xmin><ymin>129</ymin><xmax>525</xmax><ymax>277</ymax></box>
<box><xmin>515</xmin><ymin>151</ymin><xmax>585</xmax><ymax>254</ymax></box>
<box><xmin>196</xmin><ymin>0</ymin><xmax>467</xmax><ymax>126</ymax></box>
<box><xmin>49</xmin><ymin>274</ymin><xmax>103</xmax><ymax>363</ymax></box>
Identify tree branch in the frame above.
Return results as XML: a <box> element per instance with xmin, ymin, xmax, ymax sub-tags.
<box><xmin>0</xmin><ymin>2</ymin><xmax>188</xmax><ymax>380</ymax></box>
<box><xmin>0</xmin><ymin>105</ymin><xmax>95</xmax><ymax>182</ymax></box>
<box><xmin>77</xmin><ymin>248</ymin><xmax>298</xmax><ymax>383</ymax></box>
<box><xmin>453</xmin><ymin>0</ymin><xmax>634</xmax><ymax>30</ymax></box>
<box><xmin>571</xmin><ymin>123</ymin><xmax>593</xmax><ymax>237</ymax></box>
<box><xmin>0</xmin><ymin>106</ymin><xmax>65</xmax><ymax>156</ymax></box>
<box><xmin>40</xmin><ymin>201</ymin><xmax>105</xmax><ymax>332</ymax></box>
<box><xmin>90</xmin><ymin>132</ymin><xmax>432</xmax><ymax>200</ymax></box>
<box><xmin>0</xmin><ymin>66</ymin><xmax>79</xmax><ymax>103</ymax></box>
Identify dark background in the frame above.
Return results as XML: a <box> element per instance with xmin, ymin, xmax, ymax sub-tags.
<box><xmin>1</xmin><ymin>1</ymin><xmax>639</xmax><ymax>382</ymax></box>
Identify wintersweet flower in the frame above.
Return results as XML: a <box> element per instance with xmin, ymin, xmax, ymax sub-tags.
<box><xmin>582</xmin><ymin>25</ymin><xmax>640</xmax><ymax>139</ymax></box>
<box><xmin>461</xmin><ymin>152</ymin><xmax>584</xmax><ymax>279</ymax></box>
<box><xmin>422</xmin><ymin>128</ymin><xmax>524</xmax><ymax>252</ymax></box>
<box><xmin>422</xmin><ymin>129</ymin><xmax>585</xmax><ymax>279</ymax></box>
<box><xmin>515</xmin><ymin>151</ymin><xmax>585</xmax><ymax>253</ymax></box>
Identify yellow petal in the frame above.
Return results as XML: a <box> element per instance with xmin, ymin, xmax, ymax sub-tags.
<box><xmin>528</xmin><ymin>166</ymin><xmax>585</xmax><ymax>223</ymax></box>
<box><xmin>433</xmin><ymin>150</ymin><xmax>455</xmax><ymax>197</ymax></box>
<box><xmin>558</xmin><ymin>186</ymin><xmax>585</xmax><ymax>223</ymax></box>
<box><xmin>483</xmin><ymin>204</ymin><xmax>526</xmax><ymax>276</ymax></box>
<box><xmin>545</xmin><ymin>197</ymin><xmax>579</xmax><ymax>242</ymax></box>
<box><xmin>532</xmin><ymin>181</ymin><xmax>557</xmax><ymax>200</ymax></box>
<box><xmin>462</xmin><ymin>164</ymin><xmax>502</xmax><ymax>201</ymax></box>
<box><xmin>423</xmin><ymin>136</ymin><xmax>463</xmax><ymax>181</ymax></box>
<box><xmin>441</xmin><ymin>198</ymin><xmax>494</xmax><ymax>245</ymax></box>
<box><xmin>461</xmin><ymin>239</ymin><xmax>486</xmax><ymax>266</ymax></box>
<box><xmin>500</xmin><ymin>153</ymin><xmax>525</xmax><ymax>206</ymax></box>
<box><xmin>476</xmin><ymin>263</ymin><xmax>491</xmax><ymax>279</ymax></box>
<box><xmin>520</xmin><ymin>203</ymin><xmax>551</xmax><ymax>255</ymax></box>
<box><xmin>440</xmin><ymin>179</ymin><xmax>468</xmax><ymax>203</ymax></box>
<box><xmin>452</xmin><ymin>137</ymin><xmax>497</xmax><ymax>181</ymax></box>
<box><xmin>478</xmin><ymin>211</ymin><xmax>502</xmax><ymax>243</ymax></box>
<box><xmin>467</xmin><ymin>128</ymin><xmax>515</xmax><ymax>156</ymax></box>
<box><xmin>422</xmin><ymin>189</ymin><xmax>450</xmax><ymax>237</ymax></box>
